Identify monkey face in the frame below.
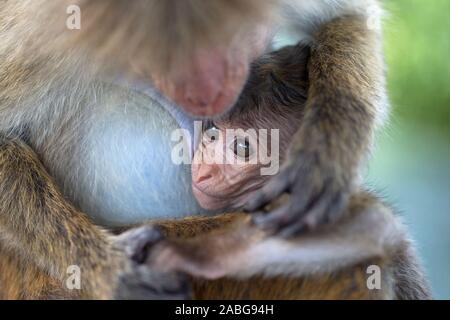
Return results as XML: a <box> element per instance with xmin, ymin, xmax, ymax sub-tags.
<box><xmin>191</xmin><ymin>122</ymin><xmax>268</xmax><ymax>211</ymax></box>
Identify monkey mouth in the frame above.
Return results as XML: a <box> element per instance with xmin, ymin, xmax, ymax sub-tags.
<box><xmin>192</xmin><ymin>181</ymin><xmax>264</xmax><ymax>210</ymax></box>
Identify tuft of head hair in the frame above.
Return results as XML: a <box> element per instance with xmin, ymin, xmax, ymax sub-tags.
<box><xmin>223</xmin><ymin>44</ymin><xmax>310</xmax><ymax>129</ymax></box>
<box><xmin>218</xmin><ymin>44</ymin><xmax>310</xmax><ymax>159</ymax></box>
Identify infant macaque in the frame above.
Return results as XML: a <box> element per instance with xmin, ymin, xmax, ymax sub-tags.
<box><xmin>192</xmin><ymin>44</ymin><xmax>310</xmax><ymax>211</ymax></box>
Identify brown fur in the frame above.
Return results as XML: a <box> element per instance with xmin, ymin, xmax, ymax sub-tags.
<box><xmin>140</xmin><ymin>194</ymin><xmax>430</xmax><ymax>300</ymax></box>
<box><xmin>153</xmin><ymin>214</ymin><xmax>377</xmax><ymax>300</ymax></box>
<box><xmin>0</xmin><ymin>2</ymin><xmax>429</xmax><ymax>300</ymax></box>
<box><xmin>0</xmin><ymin>244</ymin><xmax>73</xmax><ymax>300</ymax></box>
<box><xmin>0</xmin><ymin>136</ymin><xmax>126</xmax><ymax>299</ymax></box>
<box><xmin>192</xmin><ymin>263</ymin><xmax>385</xmax><ymax>300</ymax></box>
<box><xmin>299</xmin><ymin>15</ymin><xmax>384</xmax><ymax>172</ymax></box>
<box><xmin>0</xmin><ymin>138</ymin><xmax>430</xmax><ymax>300</ymax></box>
<box><xmin>0</xmin><ymin>186</ymin><xmax>431</xmax><ymax>300</ymax></box>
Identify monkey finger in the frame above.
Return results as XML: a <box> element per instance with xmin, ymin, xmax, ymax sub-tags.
<box><xmin>244</xmin><ymin>166</ymin><xmax>295</xmax><ymax>212</ymax></box>
<box><xmin>278</xmin><ymin>187</ymin><xmax>347</xmax><ymax>238</ymax></box>
<box><xmin>250</xmin><ymin>172</ymin><xmax>319</xmax><ymax>231</ymax></box>
<box><xmin>277</xmin><ymin>200</ymin><xmax>329</xmax><ymax>238</ymax></box>
<box><xmin>321</xmin><ymin>190</ymin><xmax>349</xmax><ymax>224</ymax></box>
<box><xmin>252</xmin><ymin>202</ymin><xmax>298</xmax><ymax>233</ymax></box>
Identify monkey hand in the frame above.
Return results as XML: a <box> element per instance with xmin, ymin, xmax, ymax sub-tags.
<box><xmin>245</xmin><ymin>145</ymin><xmax>352</xmax><ymax>237</ymax></box>
<box><xmin>113</xmin><ymin>226</ymin><xmax>191</xmax><ymax>300</ymax></box>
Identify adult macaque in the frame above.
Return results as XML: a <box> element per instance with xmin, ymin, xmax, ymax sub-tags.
<box><xmin>72</xmin><ymin>0</ymin><xmax>389</xmax><ymax>235</ymax></box>
<box><xmin>0</xmin><ymin>0</ymin><xmax>408</xmax><ymax>299</ymax></box>
<box><xmin>1</xmin><ymin>0</ymin><xmax>388</xmax><ymax>236</ymax></box>
<box><xmin>83</xmin><ymin>0</ymin><xmax>388</xmax><ymax>236</ymax></box>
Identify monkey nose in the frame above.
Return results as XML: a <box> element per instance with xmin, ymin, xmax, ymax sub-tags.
<box><xmin>177</xmin><ymin>72</ymin><xmax>245</xmax><ymax>117</ymax></box>
<box><xmin>181</xmin><ymin>74</ymin><xmax>231</xmax><ymax>117</ymax></box>
<box><xmin>185</xmin><ymin>88</ymin><xmax>222</xmax><ymax>117</ymax></box>
<box><xmin>161</xmin><ymin>48</ymin><xmax>249</xmax><ymax>117</ymax></box>
<box><xmin>193</xmin><ymin>162</ymin><xmax>218</xmax><ymax>185</ymax></box>
<box><xmin>195</xmin><ymin>174</ymin><xmax>213</xmax><ymax>184</ymax></box>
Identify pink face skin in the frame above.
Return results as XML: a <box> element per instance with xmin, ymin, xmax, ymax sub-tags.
<box><xmin>153</xmin><ymin>27</ymin><xmax>272</xmax><ymax>117</ymax></box>
<box><xmin>191</xmin><ymin>122</ymin><xmax>269</xmax><ymax>211</ymax></box>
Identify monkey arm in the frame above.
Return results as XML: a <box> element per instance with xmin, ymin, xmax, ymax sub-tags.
<box><xmin>148</xmin><ymin>192</ymin><xmax>398</xmax><ymax>279</ymax></box>
<box><xmin>136</xmin><ymin>192</ymin><xmax>430</xmax><ymax>299</ymax></box>
<box><xmin>0</xmin><ymin>135</ymin><xmax>188</xmax><ymax>299</ymax></box>
<box><xmin>245</xmin><ymin>14</ymin><xmax>387</xmax><ymax>236</ymax></box>
<box><xmin>0</xmin><ymin>136</ymin><xmax>123</xmax><ymax>298</ymax></box>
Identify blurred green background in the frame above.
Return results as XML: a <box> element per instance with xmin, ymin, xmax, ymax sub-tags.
<box><xmin>366</xmin><ymin>0</ymin><xmax>450</xmax><ymax>299</ymax></box>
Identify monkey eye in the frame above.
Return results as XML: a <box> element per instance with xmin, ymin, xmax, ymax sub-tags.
<box><xmin>203</xmin><ymin>122</ymin><xmax>220</xmax><ymax>142</ymax></box>
<box><xmin>232</xmin><ymin>137</ymin><xmax>254</xmax><ymax>160</ymax></box>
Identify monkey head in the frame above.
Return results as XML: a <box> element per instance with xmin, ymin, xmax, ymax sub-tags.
<box><xmin>42</xmin><ymin>0</ymin><xmax>278</xmax><ymax>117</ymax></box>
<box><xmin>191</xmin><ymin>62</ymin><xmax>308</xmax><ymax>210</ymax></box>
<box><xmin>150</xmin><ymin>25</ymin><xmax>274</xmax><ymax>117</ymax></box>
<box><xmin>191</xmin><ymin>44</ymin><xmax>310</xmax><ymax>210</ymax></box>
<box><xmin>191</xmin><ymin>106</ymin><xmax>306</xmax><ymax>211</ymax></box>
<box><xmin>192</xmin><ymin>119</ymin><xmax>269</xmax><ymax>211</ymax></box>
